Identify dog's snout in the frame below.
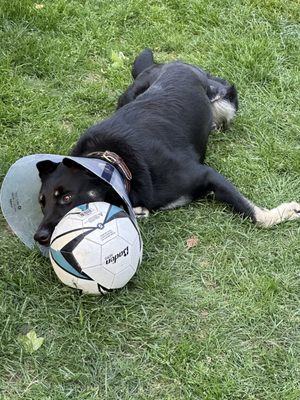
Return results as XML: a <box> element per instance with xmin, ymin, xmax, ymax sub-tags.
<box><xmin>34</xmin><ymin>228</ymin><xmax>52</xmax><ymax>246</ymax></box>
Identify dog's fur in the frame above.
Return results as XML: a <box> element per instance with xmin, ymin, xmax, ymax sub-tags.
<box><xmin>34</xmin><ymin>49</ymin><xmax>300</xmax><ymax>245</ymax></box>
<box><xmin>117</xmin><ymin>48</ymin><xmax>238</xmax><ymax>130</ymax></box>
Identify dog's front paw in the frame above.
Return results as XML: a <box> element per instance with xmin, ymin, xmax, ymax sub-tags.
<box><xmin>275</xmin><ymin>201</ymin><xmax>300</xmax><ymax>223</ymax></box>
<box><xmin>288</xmin><ymin>201</ymin><xmax>300</xmax><ymax>218</ymax></box>
<box><xmin>254</xmin><ymin>201</ymin><xmax>300</xmax><ymax>227</ymax></box>
<box><xmin>133</xmin><ymin>207</ymin><xmax>150</xmax><ymax>218</ymax></box>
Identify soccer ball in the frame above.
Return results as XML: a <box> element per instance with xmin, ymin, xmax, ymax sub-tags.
<box><xmin>49</xmin><ymin>202</ymin><xmax>143</xmax><ymax>294</ymax></box>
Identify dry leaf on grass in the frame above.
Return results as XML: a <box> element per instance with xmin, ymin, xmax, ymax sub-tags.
<box><xmin>186</xmin><ymin>236</ymin><xmax>199</xmax><ymax>249</ymax></box>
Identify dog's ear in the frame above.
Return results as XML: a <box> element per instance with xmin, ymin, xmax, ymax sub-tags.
<box><xmin>132</xmin><ymin>48</ymin><xmax>154</xmax><ymax>79</ymax></box>
<box><xmin>36</xmin><ymin>160</ymin><xmax>59</xmax><ymax>179</ymax></box>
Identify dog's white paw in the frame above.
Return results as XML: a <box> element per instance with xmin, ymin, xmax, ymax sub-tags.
<box><xmin>254</xmin><ymin>201</ymin><xmax>300</xmax><ymax>227</ymax></box>
<box><xmin>284</xmin><ymin>201</ymin><xmax>300</xmax><ymax>219</ymax></box>
<box><xmin>133</xmin><ymin>206</ymin><xmax>150</xmax><ymax>218</ymax></box>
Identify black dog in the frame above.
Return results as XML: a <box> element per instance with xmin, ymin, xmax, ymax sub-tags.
<box><xmin>34</xmin><ymin>49</ymin><xmax>300</xmax><ymax>245</ymax></box>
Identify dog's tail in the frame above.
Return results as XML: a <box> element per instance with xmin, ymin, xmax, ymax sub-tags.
<box><xmin>132</xmin><ymin>48</ymin><xmax>155</xmax><ymax>79</ymax></box>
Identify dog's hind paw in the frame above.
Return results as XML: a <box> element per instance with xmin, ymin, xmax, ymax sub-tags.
<box><xmin>133</xmin><ymin>207</ymin><xmax>150</xmax><ymax>218</ymax></box>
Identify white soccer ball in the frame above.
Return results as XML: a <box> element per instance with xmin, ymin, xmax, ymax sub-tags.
<box><xmin>49</xmin><ymin>202</ymin><xmax>143</xmax><ymax>294</ymax></box>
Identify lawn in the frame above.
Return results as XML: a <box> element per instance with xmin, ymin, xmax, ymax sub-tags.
<box><xmin>0</xmin><ymin>0</ymin><xmax>300</xmax><ymax>399</ymax></box>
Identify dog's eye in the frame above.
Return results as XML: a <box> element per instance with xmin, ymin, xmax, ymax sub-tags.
<box><xmin>62</xmin><ymin>194</ymin><xmax>72</xmax><ymax>204</ymax></box>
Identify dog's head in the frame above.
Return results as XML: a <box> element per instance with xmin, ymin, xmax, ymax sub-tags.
<box><xmin>34</xmin><ymin>158</ymin><xmax>120</xmax><ymax>246</ymax></box>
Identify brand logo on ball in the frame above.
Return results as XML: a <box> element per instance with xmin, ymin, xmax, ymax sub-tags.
<box><xmin>105</xmin><ymin>246</ymin><xmax>129</xmax><ymax>265</ymax></box>
<box><xmin>80</xmin><ymin>209</ymin><xmax>92</xmax><ymax>217</ymax></box>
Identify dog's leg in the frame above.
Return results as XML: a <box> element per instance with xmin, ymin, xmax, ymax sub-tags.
<box><xmin>117</xmin><ymin>49</ymin><xmax>157</xmax><ymax>109</ymax></box>
<box><xmin>192</xmin><ymin>165</ymin><xmax>300</xmax><ymax>227</ymax></box>
<box><xmin>133</xmin><ymin>206</ymin><xmax>150</xmax><ymax>218</ymax></box>
<box><xmin>132</xmin><ymin>48</ymin><xmax>154</xmax><ymax>79</ymax></box>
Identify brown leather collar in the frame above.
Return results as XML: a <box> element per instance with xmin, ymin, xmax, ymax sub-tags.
<box><xmin>87</xmin><ymin>151</ymin><xmax>132</xmax><ymax>192</ymax></box>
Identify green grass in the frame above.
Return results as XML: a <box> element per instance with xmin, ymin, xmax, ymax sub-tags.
<box><xmin>1</xmin><ymin>0</ymin><xmax>300</xmax><ymax>398</ymax></box>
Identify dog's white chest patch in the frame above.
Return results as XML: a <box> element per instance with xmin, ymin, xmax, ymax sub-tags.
<box><xmin>159</xmin><ymin>195</ymin><xmax>192</xmax><ymax>211</ymax></box>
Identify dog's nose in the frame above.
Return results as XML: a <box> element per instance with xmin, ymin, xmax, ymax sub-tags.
<box><xmin>34</xmin><ymin>228</ymin><xmax>51</xmax><ymax>246</ymax></box>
